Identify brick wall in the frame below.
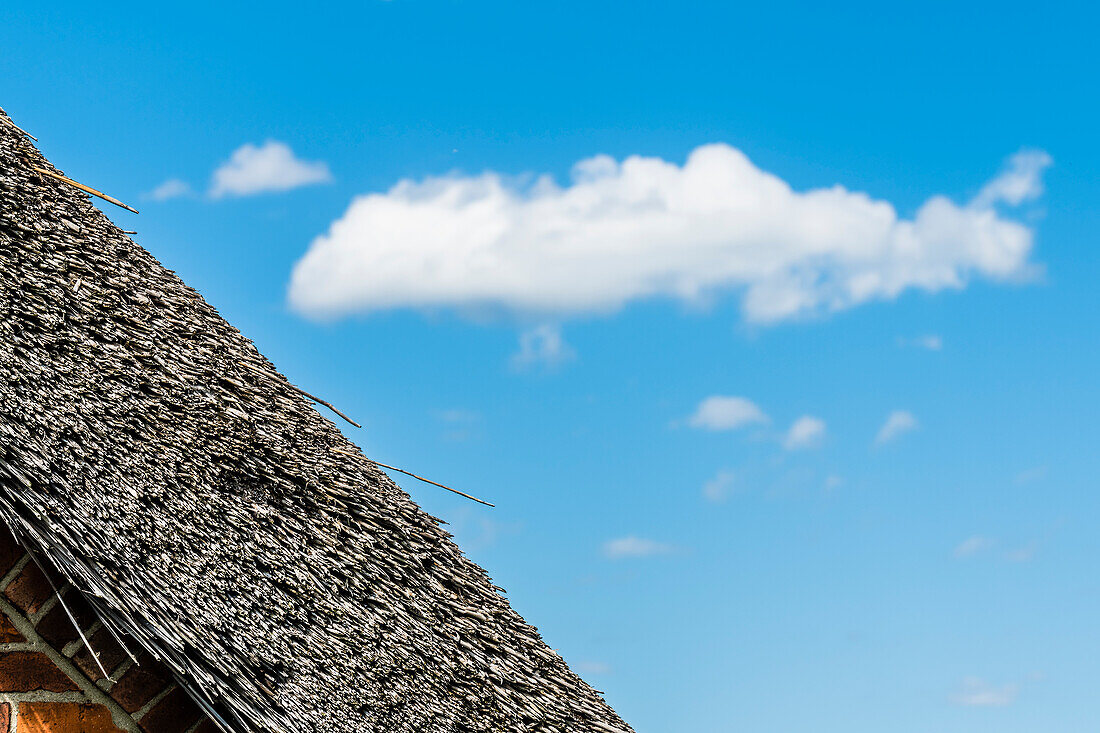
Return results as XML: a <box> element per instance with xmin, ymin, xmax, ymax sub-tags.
<box><xmin>0</xmin><ymin>530</ymin><xmax>214</xmax><ymax>732</ymax></box>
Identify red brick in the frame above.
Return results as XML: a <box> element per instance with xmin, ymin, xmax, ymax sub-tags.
<box><xmin>4</xmin><ymin>561</ymin><xmax>55</xmax><ymax>615</ymax></box>
<box><xmin>0</xmin><ymin>651</ymin><xmax>77</xmax><ymax>692</ymax></box>
<box><xmin>0</xmin><ymin>611</ymin><xmax>23</xmax><ymax>642</ymax></box>
<box><xmin>17</xmin><ymin>701</ymin><xmax>126</xmax><ymax>732</ymax></box>
<box><xmin>192</xmin><ymin>720</ymin><xmax>219</xmax><ymax>733</ymax></box>
<box><xmin>0</xmin><ymin>702</ymin><xmax>9</xmax><ymax>731</ymax></box>
<box><xmin>110</xmin><ymin>653</ymin><xmax>174</xmax><ymax>713</ymax></box>
<box><xmin>72</xmin><ymin>627</ymin><xmax>129</xmax><ymax>682</ymax></box>
<box><xmin>36</xmin><ymin>590</ymin><xmax>98</xmax><ymax>648</ymax></box>
<box><xmin>136</xmin><ymin>686</ymin><xmax>203</xmax><ymax>733</ymax></box>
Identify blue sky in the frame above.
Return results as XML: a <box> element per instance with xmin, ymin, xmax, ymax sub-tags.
<box><xmin>3</xmin><ymin>2</ymin><xmax>1099</xmax><ymax>730</ymax></box>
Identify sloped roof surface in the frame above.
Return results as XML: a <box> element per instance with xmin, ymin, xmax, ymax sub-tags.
<box><xmin>0</xmin><ymin>110</ymin><xmax>632</xmax><ymax>733</ymax></box>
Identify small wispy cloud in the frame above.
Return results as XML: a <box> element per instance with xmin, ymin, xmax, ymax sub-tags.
<box><xmin>875</xmin><ymin>410</ymin><xmax>918</xmax><ymax>445</ymax></box>
<box><xmin>145</xmin><ymin>178</ymin><xmax>192</xmax><ymax>202</ymax></box>
<box><xmin>954</xmin><ymin>535</ymin><xmax>1038</xmax><ymax>562</ymax></box>
<box><xmin>954</xmin><ymin>536</ymin><xmax>995</xmax><ymax>558</ymax></box>
<box><xmin>437</xmin><ymin>408</ymin><xmax>480</xmax><ymax>424</ymax></box>
<box><xmin>972</xmin><ymin>149</ymin><xmax>1053</xmax><ymax>208</ymax></box>
<box><xmin>448</xmin><ymin>508</ymin><xmax>522</xmax><ymax>552</ymax></box>
<box><xmin>510</xmin><ymin>324</ymin><xmax>575</xmax><ymax>371</ymax></box>
<box><xmin>823</xmin><ymin>474</ymin><xmax>844</xmax><ymax>491</ymax></box>
<box><xmin>702</xmin><ymin>469</ymin><xmax>737</xmax><ymax>503</ymax></box>
<box><xmin>1005</xmin><ymin>541</ymin><xmax>1038</xmax><ymax>563</ymax></box>
<box><xmin>686</xmin><ymin>396</ymin><xmax>768</xmax><ymax>431</ymax></box>
<box><xmin>434</xmin><ymin>408</ymin><xmax>481</xmax><ymax>442</ymax></box>
<box><xmin>602</xmin><ymin>536</ymin><xmax>674</xmax><ymax>559</ymax></box>
<box><xmin>575</xmin><ymin>661</ymin><xmax>612</xmax><ymax>675</ymax></box>
<box><xmin>783</xmin><ymin>415</ymin><xmax>826</xmax><ymax>450</ymax></box>
<box><xmin>897</xmin><ymin>334</ymin><xmax>943</xmax><ymax>351</ymax></box>
<box><xmin>1014</xmin><ymin>465</ymin><xmax>1047</xmax><ymax>485</ymax></box>
<box><xmin>950</xmin><ymin>677</ymin><xmax>1020</xmax><ymax>707</ymax></box>
<box><xmin>210</xmin><ymin>140</ymin><xmax>332</xmax><ymax>198</ymax></box>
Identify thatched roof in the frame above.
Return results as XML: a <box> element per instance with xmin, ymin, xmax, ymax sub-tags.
<box><xmin>0</xmin><ymin>109</ymin><xmax>633</xmax><ymax>733</ymax></box>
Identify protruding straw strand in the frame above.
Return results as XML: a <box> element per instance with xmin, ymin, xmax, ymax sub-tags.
<box><xmin>2</xmin><ymin>116</ymin><xmax>37</xmax><ymax>141</ymax></box>
<box><xmin>331</xmin><ymin>447</ymin><xmax>495</xmax><ymax>507</ymax></box>
<box><xmin>239</xmin><ymin>361</ymin><xmax>362</xmax><ymax>428</ymax></box>
<box><xmin>18</xmin><ymin>541</ymin><xmax>111</xmax><ymax>679</ymax></box>
<box><xmin>286</xmin><ymin>385</ymin><xmax>361</xmax><ymax>428</ymax></box>
<box><xmin>370</xmin><ymin>460</ymin><xmax>496</xmax><ymax>507</ymax></box>
<box><xmin>31</xmin><ymin>166</ymin><xmax>139</xmax><ymax>214</ymax></box>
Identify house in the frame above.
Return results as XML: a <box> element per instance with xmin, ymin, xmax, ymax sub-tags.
<box><xmin>0</xmin><ymin>109</ymin><xmax>633</xmax><ymax>733</ymax></box>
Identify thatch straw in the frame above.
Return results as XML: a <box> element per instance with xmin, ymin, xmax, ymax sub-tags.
<box><xmin>0</xmin><ymin>108</ymin><xmax>632</xmax><ymax>733</ymax></box>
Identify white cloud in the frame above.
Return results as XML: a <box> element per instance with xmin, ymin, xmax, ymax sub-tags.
<box><xmin>602</xmin><ymin>536</ymin><xmax>674</xmax><ymax>559</ymax></box>
<box><xmin>783</xmin><ymin>415</ymin><xmax>826</xmax><ymax>450</ymax></box>
<box><xmin>702</xmin><ymin>469</ymin><xmax>736</xmax><ymax>502</ymax></box>
<box><xmin>973</xmin><ymin>149</ymin><xmax>1053</xmax><ymax>208</ymax></box>
<box><xmin>875</xmin><ymin>410</ymin><xmax>918</xmax><ymax>445</ymax></box>
<box><xmin>510</xmin><ymin>324</ymin><xmax>575</xmax><ymax>370</ymax></box>
<box><xmin>823</xmin><ymin>474</ymin><xmax>844</xmax><ymax>491</ymax></box>
<box><xmin>146</xmin><ymin>178</ymin><xmax>192</xmax><ymax>201</ymax></box>
<box><xmin>210</xmin><ymin>140</ymin><xmax>332</xmax><ymax>198</ymax></box>
<box><xmin>954</xmin><ymin>536</ymin><xmax>994</xmax><ymax>558</ymax></box>
<box><xmin>898</xmin><ymin>334</ymin><xmax>943</xmax><ymax>351</ymax></box>
<box><xmin>288</xmin><ymin>145</ymin><xmax>1048</xmax><ymax>322</ymax></box>
<box><xmin>687</xmin><ymin>396</ymin><xmax>768</xmax><ymax>431</ymax></box>
<box><xmin>950</xmin><ymin>677</ymin><xmax>1020</xmax><ymax>707</ymax></box>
